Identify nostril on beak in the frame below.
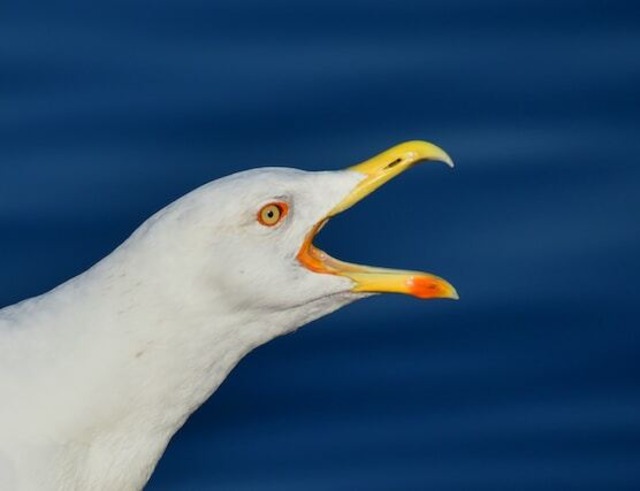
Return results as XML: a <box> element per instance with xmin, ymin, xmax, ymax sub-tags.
<box><xmin>384</xmin><ymin>158</ymin><xmax>403</xmax><ymax>170</ymax></box>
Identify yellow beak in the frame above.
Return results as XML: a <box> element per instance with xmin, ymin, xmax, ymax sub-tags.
<box><xmin>297</xmin><ymin>140</ymin><xmax>458</xmax><ymax>300</ymax></box>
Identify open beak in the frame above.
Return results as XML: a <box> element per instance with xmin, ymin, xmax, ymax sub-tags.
<box><xmin>297</xmin><ymin>140</ymin><xmax>459</xmax><ymax>300</ymax></box>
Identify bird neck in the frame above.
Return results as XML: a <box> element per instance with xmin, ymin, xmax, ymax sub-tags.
<box><xmin>0</xmin><ymin>243</ymin><xmax>305</xmax><ymax>490</ymax></box>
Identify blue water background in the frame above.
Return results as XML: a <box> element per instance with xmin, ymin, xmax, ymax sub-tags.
<box><xmin>1</xmin><ymin>0</ymin><xmax>639</xmax><ymax>489</ymax></box>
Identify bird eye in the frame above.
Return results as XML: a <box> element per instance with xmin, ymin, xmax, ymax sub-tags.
<box><xmin>257</xmin><ymin>202</ymin><xmax>288</xmax><ymax>227</ymax></box>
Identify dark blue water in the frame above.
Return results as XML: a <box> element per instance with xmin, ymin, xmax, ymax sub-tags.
<box><xmin>2</xmin><ymin>0</ymin><xmax>639</xmax><ymax>489</ymax></box>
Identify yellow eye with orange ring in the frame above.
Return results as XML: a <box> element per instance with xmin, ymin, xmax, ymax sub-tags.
<box><xmin>257</xmin><ymin>202</ymin><xmax>288</xmax><ymax>227</ymax></box>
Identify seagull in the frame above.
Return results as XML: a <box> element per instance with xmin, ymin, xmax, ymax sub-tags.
<box><xmin>0</xmin><ymin>141</ymin><xmax>458</xmax><ymax>490</ymax></box>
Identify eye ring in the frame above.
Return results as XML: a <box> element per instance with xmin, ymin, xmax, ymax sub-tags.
<box><xmin>257</xmin><ymin>202</ymin><xmax>288</xmax><ymax>227</ymax></box>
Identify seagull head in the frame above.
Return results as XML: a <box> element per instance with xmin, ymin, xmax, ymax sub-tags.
<box><xmin>131</xmin><ymin>141</ymin><xmax>458</xmax><ymax>333</ymax></box>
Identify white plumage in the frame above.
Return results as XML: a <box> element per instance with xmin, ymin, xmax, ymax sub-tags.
<box><xmin>0</xmin><ymin>142</ymin><xmax>456</xmax><ymax>490</ymax></box>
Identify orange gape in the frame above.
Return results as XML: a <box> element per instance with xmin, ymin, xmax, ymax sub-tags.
<box><xmin>296</xmin><ymin>220</ymin><xmax>351</xmax><ymax>275</ymax></box>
